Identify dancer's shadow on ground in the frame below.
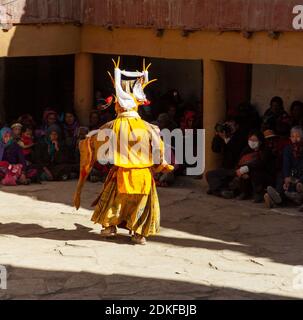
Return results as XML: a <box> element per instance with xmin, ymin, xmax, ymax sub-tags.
<box><xmin>2</xmin><ymin>179</ymin><xmax>303</xmax><ymax>266</ymax></box>
<box><xmin>1</xmin><ymin>220</ymin><xmax>303</xmax><ymax>267</ymax></box>
<box><xmin>0</xmin><ymin>221</ymin><xmax>142</xmax><ymax>246</ymax></box>
<box><xmin>0</xmin><ymin>221</ymin><xmax>257</xmax><ymax>252</ymax></box>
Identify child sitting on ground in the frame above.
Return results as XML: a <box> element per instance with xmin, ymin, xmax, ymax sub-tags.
<box><xmin>18</xmin><ymin>126</ymin><xmax>35</xmax><ymax>162</ymax></box>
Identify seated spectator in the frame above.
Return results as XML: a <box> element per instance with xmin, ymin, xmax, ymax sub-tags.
<box><xmin>44</xmin><ymin>110</ymin><xmax>59</xmax><ymax>128</ymax></box>
<box><xmin>180</xmin><ymin>110</ymin><xmax>196</xmax><ymax>131</ymax></box>
<box><xmin>18</xmin><ymin>126</ymin><xmax>35</xmax><ymax>162</ymax></box>
<box><xmin>211</xmin><ymin>119</ymin><xmax>247</xmax><ymax>169</ymax></box>
<box><xmin>11</xmin><ymin>123</ymin><xmax>23</xmax><ymax>142</ymax></box>
<box><xmin>206</xmin><ymin>120</ymin><xmax>246</xmax><ymax>197</ymax></box>
<box><xmin>0</xmin><ymin>127</ymin><xmax>30</xmax><ymax>185</ymax></box>
<box><xmin>262</xmin><ymin>96</ymin><xmax>291</xmax><ymax>136</ymax></box>
<box><xmin>264</xmin><ymin>126</ymin><xmax>303</xmax><ymax>210</ymax></box>
<box><xmin>290</xmin><ymin>100</ymin><xmax>303</xmax><ymax>127</ymax></box>
<box><xmin>263</xmin><ymin>129</ymin><xmax>290</xmax><ymax>176</ymax></box>
<box><xmin>33</xmin><ymin>126</ymin><xmax>75</xmax><ymax>181</ymax></box>
<box><xmin>36</xmin><ymin>109</ymin><xmax>61</xmax><ymax>141</ymax></box>
<box><xmin>62</xmin><ymin>111</ymin><xmax>79</xmax><ymax>150</ymax></box>
<box><xmin>234</xmin><ymin>130</ymin><xmax>274</xmax><ymax>202</ymax></box>
<box><xmin>89</xmin><ymin>110</ymin><xmax>101</xmax><ymax>131</ymax></box>
<box><xmin>206</xmin><ymin>130</ymin><xmax>273</xmax><ymax>202</ymax></box>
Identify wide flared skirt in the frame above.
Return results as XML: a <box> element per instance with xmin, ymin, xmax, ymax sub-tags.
<box><xmin>91</xmin><ymin>167</ymin><xmax>160</xmax><ymax>237</ymax></box>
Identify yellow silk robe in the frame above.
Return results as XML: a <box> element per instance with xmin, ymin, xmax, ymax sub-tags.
<box><xmin>74</xmin><ymin>110</ymin><xmax>173</xmax><ymax>237</ymax></box>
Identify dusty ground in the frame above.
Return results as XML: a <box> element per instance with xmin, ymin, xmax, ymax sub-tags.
<box><xmin>1</xmin><ymin>177</ymin><xmax>303</xmax><ymax>300</ymax></box>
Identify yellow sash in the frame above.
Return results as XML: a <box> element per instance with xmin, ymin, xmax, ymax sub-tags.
<box><xmin>117</xmin><ymin>167</ymin><xmax>152</xmax><ymax>195</ymax></box>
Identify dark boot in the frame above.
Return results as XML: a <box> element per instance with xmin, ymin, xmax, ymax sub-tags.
<box><xmin>221</xmin><ymin>190</ymin><xmax>234</xmax><ymax>199</ymax></box>
<box><xmin>267</xmin><ymin>186</ymin><xmax>282</xmax><ymax>205</ymax></box>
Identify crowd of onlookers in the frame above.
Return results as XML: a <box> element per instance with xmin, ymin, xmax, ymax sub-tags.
<box><xmin>4</xmin><ymin>87</ymin><xmax>303</xmax><ymax>212</ymax></box>
<box><xmin>206</xmin><ymin>96</ymin><xmax>303</xmax><ymax>212</ymax></box>
<box><xmin>0</xmin><ymin>89</ymin><xmax>200</xmax><ymax>187</ymax></box>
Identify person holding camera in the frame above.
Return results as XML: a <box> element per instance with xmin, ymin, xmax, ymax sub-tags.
<box><xmin>212</xmin><ymin>120</ymin><xmax>246</xmax><ymax>169</ymax></box>
<box><xmin>206</xmin><ymin>119</ymin><xmax>246</xmax><ymax>198</ymax></box>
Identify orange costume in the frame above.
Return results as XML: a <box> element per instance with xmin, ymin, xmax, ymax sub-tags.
<box><xmin>73</xmin><ymin>58</ymin><xmax>173</xmax><ymax>244</ymax></box>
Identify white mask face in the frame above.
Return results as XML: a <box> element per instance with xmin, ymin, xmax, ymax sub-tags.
<box><xmin>248</xmin><ymin>140</ymin><xmax>259</xmax><ymax>150</ymax></box>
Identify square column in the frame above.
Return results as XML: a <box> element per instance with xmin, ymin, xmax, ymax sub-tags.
<box><xmin>203</xmin><ymin>60</ymin><xmax>226</xmax><ymax>172</ymax></box>
<box><xmin>74</xmin><ymin>53</ymin><xmax>94</xmax><ymax>126</ymax></box>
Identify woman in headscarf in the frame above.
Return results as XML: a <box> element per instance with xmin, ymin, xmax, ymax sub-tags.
<box><xmin>234</xmin><ymin>130</ymin><xmax>275</xmax><ymax>203</ymax></box>
<box><xmin>0</xmin><ymin>127</ymin><xmax>30</xmax><ymax>185</ymax></box>
<box><xmin>33</xmin><ymin>125</ymin><xmax>74</xmax><ymax>181</ymax></box>
<box><xmin>207</xmin><ymin>130</ymin><xmax>274</xmax><ymax>202</ymax></box>
<box><xmin>36</xmin><ymin>109</ymin><xmax>62</xmax><ymax>142</ymax></box>
<box><xmin>180</xmin><ymin>110</ymin><xmax>196</xmax><ymax>131</ymax></box>
<box><xmin>62</xmin><ymin>112</ymin><xmax>79</xmax><ymax>148</ymax></box>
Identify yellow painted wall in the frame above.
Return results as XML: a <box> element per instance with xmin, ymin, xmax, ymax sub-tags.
<box><xmin>2</xmin><ymin>24</ymin><xmax>303</xmax><ymax>67</ymax></box>
<box><xmin>0</xmin><ymin>25</ymin><xmax>80</xmax><ymax>57</ymax></box>
<box><xmin>82</xmin><ymin>26</ymin><xmax>303</xmax><ymax>67</ymax></box>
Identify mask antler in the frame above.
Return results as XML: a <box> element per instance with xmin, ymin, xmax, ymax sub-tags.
<box><xmin>142</xmin><ymin>59</ymin><xmax>157</xmax><ymax>88</ymax></box>
<box><xmin>142</xmin><ymin>79</ymin><xmax>158</xmax><ymax>89</ymax></box>
<box><xmin>112</xmin><ymin>56</ymin><xmax>121</xmax><ymax>69</ymax></box>
<box><xmin>107</xmin><ymin>56</ymin><xmax>121</xmax><ymax>87</ymax></box>
<box><xmin>143</xmin><ymin>58</ymin><xmax>152</xmax><ymax>72</ymax></box>
<box><xmin>107</xmin><ymin>71</ymin><xmax>115</xmax><ymax>86</ymax></box>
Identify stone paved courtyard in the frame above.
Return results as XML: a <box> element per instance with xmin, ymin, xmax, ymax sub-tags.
<box><xmin>1</xmin><ymin>178</ymin><xmax>303</xmax><ymax>300</ymax></box>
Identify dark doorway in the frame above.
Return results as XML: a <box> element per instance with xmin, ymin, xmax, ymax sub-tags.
<box><xmin>3</xmin><ymin>55</ymin><xmax>74</xmax><ymax>124</ymax></box>
<box><xmin>225</xmin><ymin>62</ymin><xmax>252</xmax><ymax>116</ymax></box>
